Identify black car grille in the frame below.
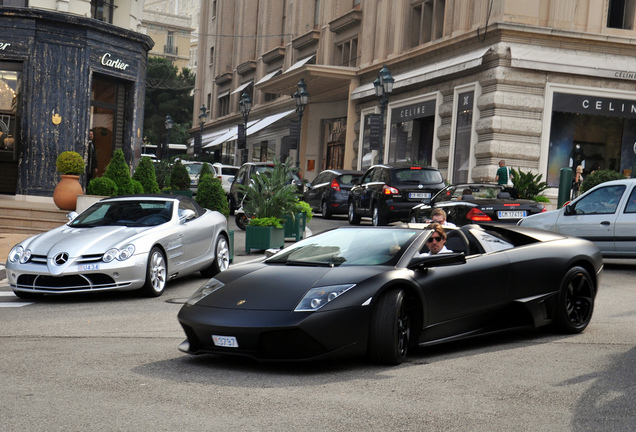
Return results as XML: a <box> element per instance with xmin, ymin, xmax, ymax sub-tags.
<box><xmin>15</xmin><ymin>273</ymin><xmax>119</xmax><ymax>291</ymax></box>
<box><xmin>25</xmin><ymin>254</ymin><xmax>103</xmax><ymax>265</ymax></box>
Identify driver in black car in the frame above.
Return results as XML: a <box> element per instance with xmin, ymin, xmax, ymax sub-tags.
<box><xmin>419</xmin><ymin>223</ymin><xmax>453</xmax><ymax>256</ymax></box>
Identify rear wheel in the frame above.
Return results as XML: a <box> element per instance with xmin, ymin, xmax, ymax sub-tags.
<box><xmin>201</xmin><ymin>234</ymin><xmax>230</xmax><ymax>278</ymax></box>
<box><xmin>321</xmin><ymin>200</ymin><xmax>332</xmax><ymax>219</ymax></box>
<box><xmin>139</xmin><ymin>247</ymin><xmax>167</xmax><ymax>297</ymax></box>
<box><xmin>555</xmin><ymin>266</ymin><xmax>594</xmax><ymax>333</ymax></box>
<box><xmin>372</xmin><ymin>204</ymin><xmax>388</xmax><ymax>226</ymax></box>
<box><xmin>348</xmin><ymin>202</ymin><xmax>361</xmax><ymax>225</ymax></box>
<box><xmin>367</xmin><ymin>288</ymin><xmax>410</xmax><ymax>365</ymax></box>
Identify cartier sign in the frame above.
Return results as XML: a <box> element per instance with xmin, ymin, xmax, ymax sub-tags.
<box><xmin>100</xmin><ymin>53</ymin><xmax>130</xmax><ymax>70</ymax></box>
<box><xmin>0</xmin><ymin>43</ymin><xmax>11</xmax><ymax>50</ymax></box>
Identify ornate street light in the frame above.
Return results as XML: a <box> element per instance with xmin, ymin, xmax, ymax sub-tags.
<box><xmin>195</xmin><ymin>104</ymin><xmax>207</xmax><ymax>158</ymax></box>
<box><xmin>238</xmin><ymin>92</ymin><xmax>252</xmax><ymax>164</ymax></box>
<box><xmin>373</xmin><ymin>65</ymin><xmax>394</xmax><ymax>164</ymax></box>
<box><xmin>293</xmin><ymin>78</ymin><xmax>309</xmax><ymax>168</ymax></box>
<box><xmin>162</xmin><ymin>114</ymin><xmax>173</xmax><ymax>160</ymax></box>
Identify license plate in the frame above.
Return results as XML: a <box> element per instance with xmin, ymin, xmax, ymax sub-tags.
<box><xmin>409</xmin><ymin>192</ymin><xmax>431</xmax><ymax>199</ymax></box>
<box><xmin>498</xmin><ymin>210</ymin><xmax>527</xmax><ymax>219</ymax></box>
<box><xmin>212</xmin><ymin>335</ymin><xmax>239</xmax><ymax>348</ymax></box>
<box><xmin>78</xmin><ymin>264</ymin><xmax>99</xmax><ymax>271</ymax></box>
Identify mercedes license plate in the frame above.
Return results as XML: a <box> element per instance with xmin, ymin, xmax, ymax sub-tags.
<box><xmin>212</xmin><ymin>335</ymin><xmax>239</xmax><ymax>348</ymax></box>
<box><xmin>409</xmin><ymin>192</ymin><xmax>431</xmax><ymax>199</ymax></box>
<box><xmin>498</xmin><ymin>210</ymin><xmax>526</xmax><ymax>219</ymax></box>
<box><xmin>78</xmin><ymin>264</ymin><xmax>99</xmax><ymax>271</ymax></box>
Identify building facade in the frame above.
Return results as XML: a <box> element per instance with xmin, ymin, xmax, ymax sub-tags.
<box><xmin>194</xmin><ymin>0</ymin><xmax>636</xmax><ymax>195</ymax></box>
<box><xmin>0</xmin><ymin>1</ymin><xmax>153</xmax><ymax>198</ymax></box>
<box><xmin>142</xmin><ymin>7</ymin><xmax>194</xmax><ymax>69</ymax></box>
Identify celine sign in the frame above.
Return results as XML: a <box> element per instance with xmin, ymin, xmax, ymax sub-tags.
<box><xmin>100</xmin><ymin>53</ymin><xmax>130</xmax><ymax>70</ymax></box>
<box><xmin>553</xmin><ymin>92</ymin><xmax>636</xmax><ymax>119</ymax></box>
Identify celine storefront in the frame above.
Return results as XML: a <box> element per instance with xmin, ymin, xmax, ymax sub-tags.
<box><xmin>0</xmin><ymin>8</ymin><xmax>152</xmax><ymax>198</ymax></box>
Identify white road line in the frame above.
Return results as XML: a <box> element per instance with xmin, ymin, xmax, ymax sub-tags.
<box><xmin>0</xmin><ymin>291</ymin><xmax>32</xmax><ymax>307</ymax></box>
<box><xmin>0</xmin><ymin>302</ymin><xmax>32</xmax><ymax>307</ymax></box>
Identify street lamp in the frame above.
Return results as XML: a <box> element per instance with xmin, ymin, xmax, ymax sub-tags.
<box><xmin>162</xmin><ymin>114</ymin><xmax>173</xmax><ymax>159</ymax></box>
<box><xmin>373</xmin><ymin>65</ymin><xmax>394</xmax><ymax>164</ymax></box>
<box><xmin>195</xmin><ymin>104</ymin><xmax>207</xmax><ymax>159</ymax></box>
<box><xmin>293</xmin><ymin>78</ymin><xmax>309</xmax><ymax>168</ymax></box>
<box><xmin>238</xmin><ymin>92</ymin><xmax>252</xmax><ymax>164</ymax></box>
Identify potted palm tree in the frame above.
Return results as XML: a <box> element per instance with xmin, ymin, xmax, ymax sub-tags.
<box><xmin>53</xmin><ymin>151</ymin><xmax>85</xmax><ymax>210</ymax></box>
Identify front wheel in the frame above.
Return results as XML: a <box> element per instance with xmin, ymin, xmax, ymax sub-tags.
<box><xmin>367</xmin><ymin>288</ymin><xmax>410</xmax><ymax>365</ymax></box>
<box><xmin>201</xmin><ymin>234</ymin><xmax>230</xmax><ymax>278</ymax></box>
<box><xmin>555</xmin><ymin>266</ymin><xmax>595</xmax><ymax>333</ymax></box>
<box><xmin>235</xmin><ymin>213</ymin><xmax>248</xmax><ymax>230</ymax></box>
<box><xmin>372</xmin><ymin>204</ymin><xmax>388</xmax><ymax>226</ymax></box>
<box><xmin>348</xmin><ymin>202</ymin><xmax>361</xmax><ymax>225</ymax></box>
<box><xmin>139</xmin><ymin>247</ymin><xmax>167</xmax><ymax>297</ymax></box>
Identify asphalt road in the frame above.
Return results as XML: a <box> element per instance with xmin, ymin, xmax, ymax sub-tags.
<box><xmin>1</xmin><ymin>215</ymin><xmax>636</xmax><ymax>431</ymax></box>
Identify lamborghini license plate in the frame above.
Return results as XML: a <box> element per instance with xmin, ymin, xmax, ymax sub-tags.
<box><xmin>212</xmin><ymin>335</ymin><xmax>239</xmax><ymax>348</ymax></box>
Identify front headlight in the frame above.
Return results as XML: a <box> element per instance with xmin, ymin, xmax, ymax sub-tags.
<box><xmin>103</xmin><ymin>244</ymin><xmax>136</xmax><ymax>263</ymax></box>
<box><xmin>294</xmin><ymin>284</ymin><xmax>356</xmax><ymax>312</ymax></box>
<box><xmin>185</xmin><ymin>278</ymin><xmax>225</xmax><ymax>306</ymax></box>
<box><xmin>8</xmin><ymin>245</ymin><xmax>30</xmax><ymax>264</ymax></box>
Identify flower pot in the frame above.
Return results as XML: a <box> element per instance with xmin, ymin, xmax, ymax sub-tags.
<box><xmin>245</xmin><ymin>225</ymin><xmax>284</xmax><ymax>254</ymax></box>
<box><xmin>53</xmin><ymin>175</ymin><xmax>84</xmax><ymax>211</ymax></box>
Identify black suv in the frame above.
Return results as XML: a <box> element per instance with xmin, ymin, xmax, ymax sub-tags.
<box><xmin>348</xmin><ymin>164</ymin><xmax>445</xmax><ymax>226</ymax></box>
<box><xmin>228</xmin><ymin>162</ymin><xmax>303</xmax><ymax>214</ymax></box>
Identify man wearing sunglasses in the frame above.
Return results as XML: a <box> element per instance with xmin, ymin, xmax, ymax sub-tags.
<box><xmin>421</xmin><ymin>223</ymin><xmax>453</xmax><ymax>255</ymax></box>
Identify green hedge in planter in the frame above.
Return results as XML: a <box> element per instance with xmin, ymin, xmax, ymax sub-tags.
<box><xmin>133</xmin><ymin>156</ymin><xmax>160</xmax><ymax>193</ymax></box>
<box><xmin>104</xmin><ymin>149</ymin><xmax>134</xmax><ymax>196</ymax></box>
<box><xmin>87</xmin><ymin>176</ymin><xmax>118</xmax><ymax>196</ymax></box>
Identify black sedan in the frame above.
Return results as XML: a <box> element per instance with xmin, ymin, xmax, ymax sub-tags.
<box><xmin>409</xmin><ymin>183</ymin><xmax>546</xmax><ymax>225</ymax></box>
<box><xmin>303</xmin><ymin>169</ymin><xmax>363</xmax><ymax>218</ymax></box>
<box><xmin>177</xmin><ymin>224</ymin><xmax>601</xmax><ymax>365</ymax></box>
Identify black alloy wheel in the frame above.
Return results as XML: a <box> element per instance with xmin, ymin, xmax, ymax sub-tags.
<box><xmin>367</xmin><ymin>288</ymin><xmax>410</xmax><ymax>365</ymax></box>
<box><xmin>348</xmin><ymin>202</ymin><xmax>361</xmax><ymax>225</ymax></box>
<box><xmin>555</xmin><ymin>266</ymin><xmax>595</xmax><ymax>333</ymax></box>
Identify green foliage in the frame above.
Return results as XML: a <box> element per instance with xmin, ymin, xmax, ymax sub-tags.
<box><xmin>133</xmin><ymin>156</ymin><xmax>160</xmax><ymax>193</ymax></box>
<box><xmin>241</xmin><ymin>159</ymin><xmax>300</xmax><ymax>224</ymax></box>
<box><xmin>56</xmin><ymin>151</ymin><xmax>85</xmax><ymax>175</ymax></box>
<box><xmin>293</xmin><ymin>199</ymin><xmax>313</xmax><ymax>223</ymax></box>
<box><xmin>510</xmin><ymin>168</ymin><xmax>548</xmax><ymax>200</ymax></box>
<box><xmin>104</xmin><ymin>149</ymin><xmax>134</xmax><ymax>196</ymax></box>
<box><xmin>170</xmin><ymin>159</ymin><xmax>191</xmax><ymax>191</ymax></box>
<box><xmin>533</xmin><ymin>195</ymin><xmax>551</xmax><ymax>203</ymax></box>
<box><xmin>132</xmin><ymin>179</ymin><xmax>144</xmax><ymax>194</ymax></box>
<box><xmin>199</xmin><ymin>162</ymin><xmax>213</xmax><ymax>178</ymax></box>
<box><xmin>153</xmin><ymin>159</ymin><xmax>173</xmax><ymax>189</ymax></box>
<box><xmin>248</xmin><ymin>216</ymin><xmax>283</xmax><ymax>228</ymax></box>
<box><xmin>86</xmin><ymin>176</ymin><xmax>118</xmax><ymax>196</ymax></box>
<box><xmin>195</xmin><ymin>175</ymin><xmax>230</xmax><ymax>219</ymax></box>
<box><xmin>580</xmin><ymin>169</ymin><xmax>626</xmax><ymax>193</ymax></box>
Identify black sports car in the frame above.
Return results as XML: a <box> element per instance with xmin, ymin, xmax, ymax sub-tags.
<box><xmin>177</xmin><ymin>224</ymin><xmax>602</xmax><ymax>365</ymax></box>
<box><xmin>409</xmin><ymin>183</ymin><xmax>546</xmax><ymax>225</ymax></box>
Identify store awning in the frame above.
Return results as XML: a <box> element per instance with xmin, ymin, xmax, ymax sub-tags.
<box><xmin>255</xmin><ymin>69</ymin><xmax>282</xmax><ymax>86</ymax></box>
<box><xmin>201</xmin><ymin>127</ymin><xmax>234</xmax><ymax>148</ymax></box>
<box><xmin>217</xmin><ymin>90</ymin><xmax>230</xmax><ymax>99</ymax></box>
<box><xmin>286</xmin><ymin>55</ymin><xmax>315</xmax><ymax>73</ymax></box>
<box><xmin>351</xmin><ymin>47</ymin><xmax>492</xmax><ymax>100</ymax></box>
<box><xmin>230</xmin><ymin>80</ymin><xmax>253</xmax><ymax>95</ymax></box>
<box><xmin>202</xmin><ymin>110</ymin><xmax>296</xmax><ymax>149</ymax></box>
<box><xmin>247</xmin><ymin>109</ymin><xmax>295</xmax><ymax>135</ymax></box>
<box><xmin>509</xmin><ymin>44</ymin><xmax>636</xmax><ymax>80</ymax></box>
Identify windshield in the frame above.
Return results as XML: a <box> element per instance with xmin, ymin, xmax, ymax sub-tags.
<box><xmin>69</xmin><ymin>200</ymin><xmax>174</xmax><ymax>228</ymax></box>
<box><xmin>266</xmin><ymin>228</ymin><xmax>419</xmax><ymax>266</ymax></box>
<box><xmin>185</xmin><ymin>164</ymin><xmax>204</xmax><ymax>175</ymax></box>
<box><xmin>434</xmin><ymin>184</ymin><xmax>503</xmax><ymax>203</ymax></box>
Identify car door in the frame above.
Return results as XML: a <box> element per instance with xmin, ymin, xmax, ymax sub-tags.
<box><xmin>305</xmin><ymin>172</ymin><xmax>328</xmax><ymax>209</ymax></box>
<box><xmin>360</xmin><ymin>167</ymin><xmax>384</xmax><ymax>215</ymax></box>
<box><xmin>176</xmin><ymin>199</ymin><xmax>212</xmax><ymax>266</ymax></box>
<box><xmin>555</xmin><ymin>183</ymin><xmax>627</xmax><ymax>253</ymax></box>
<box><xmin>614</xmin><ymin>184</ymin><xmax>636</xmax><ymax>255</ymax></box>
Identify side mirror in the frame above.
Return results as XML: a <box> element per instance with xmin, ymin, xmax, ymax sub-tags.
<box><xmin>67</xmin><ymin>211</ymin><xmax>79</xmax><ymax>222</ymax></box>
<box><xmin>351</xmin><ymin>178</ymin><xmax>360</xmax><ymax>185</ymax></box>
<box><xmin>179</xmin><ymin>209</ymin><xmax>196</xmax><ymax>223</ymax></box>
<box><xmin>563</xmin><ymin>203</ymin><xmax>575</xmax><ymax>216</ymax></box>
<box><xmin>408</xmin><ymin>252</ymin><xmax>466</xmax><ymax>270</ymax></box>
<box><xmin>228</xmin><ymin>176</ymin><xmax>235</xmax><ymax>184</ymax></box>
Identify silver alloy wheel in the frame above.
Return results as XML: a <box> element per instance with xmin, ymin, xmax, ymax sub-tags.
<box><xmin>149</xmin><ymin>249</ymin><xmax>167</xmax><ymax>294</ymax></box>
<box><xmin>216</xmin><ymin>236</ymin><xmax>230</xmax><ymax>271</ymax></box>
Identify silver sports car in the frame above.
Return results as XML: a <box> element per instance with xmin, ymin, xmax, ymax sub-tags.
<box><xmin>6</xmin><ymin>195</ymin><xmax>230</xmax><ymax>298</ymax></box>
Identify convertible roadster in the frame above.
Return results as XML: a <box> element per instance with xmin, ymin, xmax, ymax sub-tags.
<box><xmin>178</xmin><ymin>224</ymin><xmax>602</xmax><ymax>365</ymax></box>
<box><xmin>6</xmin><ymin>195</ymin><xmax>230</xmax><ymax>298</ymax></box>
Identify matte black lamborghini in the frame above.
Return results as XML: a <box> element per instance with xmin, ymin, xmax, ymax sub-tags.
<box><xmin>177</xmin><ymin>224</ymin><xmax>602</xmax><ymax>365</ymax></box>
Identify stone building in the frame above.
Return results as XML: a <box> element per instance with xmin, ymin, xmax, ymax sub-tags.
<box><xmin>0</xmin><ymin>1</ymin><xmax>153</xmax><ymax>198</ymax></box>
<box><xmin>143</xmin><ymin>0</ymin><xmax>196</xmax><ymax>70</ymax></box>
<box><xmin>194</xmin><ymin>0</ymin><xmax>636</xmax><ymax>195</ymax></box>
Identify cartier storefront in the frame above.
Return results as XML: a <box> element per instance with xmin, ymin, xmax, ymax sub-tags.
<box><xmin>0</xmin><ymin>8</ymin><xmax>152</xmax><ymax>197</ymax></box>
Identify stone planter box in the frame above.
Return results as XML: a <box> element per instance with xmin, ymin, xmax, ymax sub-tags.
<box><xmin>245</xmin><ymin>225</ymin><xmax>284</xmax><ymax>254</ymax></box>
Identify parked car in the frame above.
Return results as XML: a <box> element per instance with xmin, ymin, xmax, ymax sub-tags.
<box><xmin>410</xmin><ymin>183</ymin><xmax>546</xmax><ymax>225</ymax></box>
<box><xmin>303</xmin><ymin>169</ymin><xmax>363</xmax><ymax>219</ymax></box>
<box><xmin>177</xmin><ymin>223</ymin><xmax>601</xmax><ymax>364</ymax></box>
<box><xmin>518</xmin><ymin>178</ymin><xmax>636</xmax><ymax>258</ymax></box>
<box><xmin>212</xmin><ymin>163</ymin><xmax>239</xmax><ymax>194</ymax></box>
<box><xmin>228</xmin><ymin>161</ymin><xmax>303</xmax><ymax>214</ymax></box>
<box><xmin>182</xmin><ymin>161</ymin><xmax>213</xmax><ymax>194</ymax></box>
<box><xmin>348</xmin><ymin>164</ymin><xmax>445</xmax><ymax>226</ymax></box>
<box><xmin>6</xmin><ymin>195</ymin><xmax>230</xmax><ymax>298</ymax></box>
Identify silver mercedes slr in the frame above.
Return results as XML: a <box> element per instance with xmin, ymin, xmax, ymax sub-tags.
<box><xmin>6</xmin><ymin>195</ymin><xmax>230</xmax><ymax>299</ymax></box>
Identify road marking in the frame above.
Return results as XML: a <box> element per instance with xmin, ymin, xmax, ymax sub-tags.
<box><xmin>0</xmin><ymin>291</ymin><xmax>33</xmax><ymax>307</ymax></box>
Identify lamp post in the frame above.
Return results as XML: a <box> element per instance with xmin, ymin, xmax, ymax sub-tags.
<box><xmin>373</xmin><ymin>65</ymin><xmax>394</xmax><ymax>164</ymax></box>
<box><xmin>293</xmin><ymin>78</ymin><xmax>309</xmax><ymax>169</ymax></box>
<box><xmin>238</xmin><ymin>92</ymin><xmax>252</xmax><ymax>164</ymax></box>
<box><xmin>196</xmin><ymin>104</ymin><xmax>207</xmax><ymax>159</ymax></box>
<box><xmin>163</xmin><ymin>114</ymin><xmax>173</xmax><ymax>160</ymax></box>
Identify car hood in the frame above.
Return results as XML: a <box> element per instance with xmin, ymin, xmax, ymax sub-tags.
<box><xmin>197</xmin><ymin>263</ymin><xmax>384</xmax><ymax>311</ymax></box>
<box><xmin>20</xmin><ymin>225</ymin><xmax>153</xmax><ymax>256</ymax></box>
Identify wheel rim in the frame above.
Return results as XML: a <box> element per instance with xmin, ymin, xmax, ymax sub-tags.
<box><xmin>372</xmin><ymin>207</ymin><xmax>379</xmax><ymax>226</ymax></box>
<box><xmin>216</xmin><ymin>237</ymin><xmax>230</xmax><ymax>271</ymax></box>
<box><xmin>397</xmin><ymin>300</ymin><xmax>410</xmax><ymax>358</ymax></box>
<box><xmin>149</xmin><ymin>250</ymin><xmax>166</xmax><ymax>293</ymax></box>
<box><xmin>564</xmin><ymin>271</ymin><xmax>594</xmax><ymax>327</ymax></box>
<box><xmin>348</xmin><ymin>203</ymin><xmax>354</xmax><ymax>221</ymax></box>
<box><xmin>322</xmin><ymin>201</ymin><xmax>327</xmax><ymax>215</ymax></box>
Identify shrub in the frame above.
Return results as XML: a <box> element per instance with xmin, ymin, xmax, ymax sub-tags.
<box><xmin>154</xmin><ymin>159</ymin><xmax>172</xmax><ymax>189</ymax></box>
<box><xmin>87</xmin><ymin>176</ymin><xmax>118</xmax><ymax>196</ymax></box>
<box><xmin>132</xmin><ymin>179</ymin><xmax>144</xmax><ymax>194</ymax></box>
<box><xmin>56</xmin><ymin>151</ymin><xmax>85</xmax><ymax>175</ymax></box>
<box><xmin>199</xmin><ymin>162</ymin><xmax>213</xmax><ymax>178</ymax></box>
<box><xmin>580</xmin><ymin>169</ymin><xmax>626</xmax><ymax>193</ymax></box>
<box><xmin>170</xmin><ymin>159</ymin><xmax>191</xmax><ymax>191</ymax></box>
<box><xmin>104</xmin><ymin>149</ymin><xmax>134</xmax><ymax>196</ymax></box>
<box><xmin>195</xmin><ymin>175</ymin><xmax>229</xmax><ymax>219</ymax></box>
<box><xmin>242</xmin><ymin>159</ymin><xmax>299</xmax><ymax>224</ymax></box>
<box><xmin>133</xmin><ymin>156</ymin><xmax>160</xmax><ymax>193</ymax></box>
<box><xmin>293</xmin><ymin>199</ymin><xmax>313</xmax><ymax>223</ymax></box>
<box><xmin>248</xmin><ymin>216</ymin><xmax>283</xmax><ymax>228</ymax></box>
<box><xmin>510</xmin><ymin>168</ymin><xmax>548</xmax><ymax>200</ymax></box>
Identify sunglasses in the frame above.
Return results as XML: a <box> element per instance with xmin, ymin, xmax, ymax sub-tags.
<box><xmin>427</xmin><ymin>236</ymin><xmax>443</xmax><ymax>243</ymax></box>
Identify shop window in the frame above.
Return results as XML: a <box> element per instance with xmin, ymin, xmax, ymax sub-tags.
<box><xmin>451</xmin><ymin>91</ymin><xmax>474</xmax><ymax>183</ymax></box>
<box><xmin>388</xmin><ymin>99</ymin><xmax>437</xmax><ymax>166</ymax></box>
<box><xmin>409</xmin><ymin>0</ymin><xmax>445</xmax><ymax>48</ymax></box>
<box><xmin>335</xmin><ymin>38</ymin><xmax>358</xmax><ymax>67</ymax></box>
<box><xmin>0</xmin><ymin>66</ymin><xmax>20</xmax><ymax>163</ymax></box>
<box><xmin>91</xmin><ymin>0</ymin><xmax>116</xmax><ymax>24</ymax></box>
<box><xmin>607</xmin><ymin>0</ymin><xmax>636</xmax><ymax>29</ymax></box>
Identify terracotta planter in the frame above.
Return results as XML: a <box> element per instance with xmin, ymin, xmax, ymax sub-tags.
<box><xmin>53</xmin><ymin>175</ymin><xmax>84</xmax><ymax>211</ymax></box>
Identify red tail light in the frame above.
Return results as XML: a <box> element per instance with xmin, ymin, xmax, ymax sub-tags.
<box><xmin>330</xmin><ymin>178</ymin><xmax>340</xmax><ymax>191</ymax></box>
<box><xmin>466</xmin><ymin>208</ymin><xmax>492</xmax><ymax>221</ymax></box>
<box><xmin>383</xmin><ymin>185</ymin><xmax>399</xmax><ymax>195</ymax></box>
<box><xmin>540</xmin><ymin>207</ymin><xmax>547</xmax><ymax>213</ymax></box>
